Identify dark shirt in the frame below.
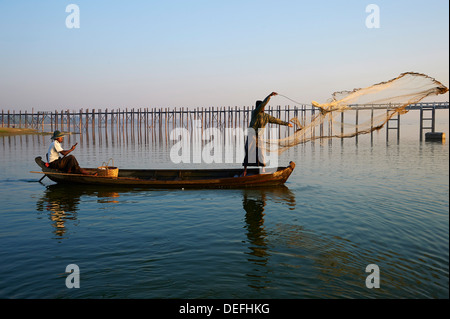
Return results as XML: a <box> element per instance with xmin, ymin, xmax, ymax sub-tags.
<box><xmin>249</xmin><ymin>95</ymin><xmax>290</xmax><ymax>133</ymax></box>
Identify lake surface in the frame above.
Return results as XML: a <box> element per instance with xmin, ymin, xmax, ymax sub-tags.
<box><xmin>0</xmin><ymin>110</ymin><xmax>448</xmax><ymax>299</ymax></box>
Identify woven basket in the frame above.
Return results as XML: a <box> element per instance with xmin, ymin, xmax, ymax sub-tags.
<box><xmin>97</xmin><ymin>158</ymin><xmax>119</xmax><ymax>177</ymax></box>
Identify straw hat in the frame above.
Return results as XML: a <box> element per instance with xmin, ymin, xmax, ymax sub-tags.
<box><xmin>51</xmin><ymin>130</ymin><xmax>65</xmax><ymax>140</ymax></box>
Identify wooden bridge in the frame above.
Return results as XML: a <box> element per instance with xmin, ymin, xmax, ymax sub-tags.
<box><xmin>1</xmin><ymin>102</ymin><xmax>448</xmax><ymax>142</ymax></box>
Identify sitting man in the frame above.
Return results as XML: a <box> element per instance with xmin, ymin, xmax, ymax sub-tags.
<box><xmin>47</xmin><ymin>130</ymin><xmax>94</xmax><ymax>175</ymax></box>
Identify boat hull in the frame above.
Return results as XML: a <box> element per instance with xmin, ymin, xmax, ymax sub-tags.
<box><xmin>34</xmin><ymin>157</ymin><xmax>295</xmax><ymax>189</ymax></box>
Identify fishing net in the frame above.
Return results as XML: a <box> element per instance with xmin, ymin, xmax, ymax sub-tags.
<box><xmin>264</xmin><ymin>72</ymin><xmax>448</xmax><ymax>153</ymax></box>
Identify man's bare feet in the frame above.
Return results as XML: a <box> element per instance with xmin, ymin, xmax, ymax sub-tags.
<box><xmin>80</xmin><ymin>168</ymin><xmax>96</xmax><ymax>175</ymax></box>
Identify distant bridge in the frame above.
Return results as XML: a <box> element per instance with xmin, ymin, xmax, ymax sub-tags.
<box><xmin>347</xmin><ymin>101</ymin><xmax>449</xmax><ymax>110</ymax></box>
<box><xmin>1</xmin><ymin>102</ymin><xmax>448</xmax><ymax>142</ymax></box>
<box><xmin>406</xmin><ymin>102</ymin><xmax>449</xmax><ymax>109</ymax></box>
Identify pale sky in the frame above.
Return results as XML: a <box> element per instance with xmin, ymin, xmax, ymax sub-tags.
<box><xmin>0</xmin><ymin>0</ymin><xmax>448</xmax><ymax>111</ymax></box>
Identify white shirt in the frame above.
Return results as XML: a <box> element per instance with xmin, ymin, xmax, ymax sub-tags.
<box><xmin>47</xmin><ymin>140</ymin><xmax>63</xmax><ymax>163</ymax></box>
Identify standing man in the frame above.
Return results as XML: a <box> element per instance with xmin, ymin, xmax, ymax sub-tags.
<box><xmin>242</xmin><ymin>92</ymin><xmax>292</xmax><ymax>176</ymax></box>
<box><xmin>47</xmin><ymin>130</ymin><xmax>93</xmax><ymax>175</ymax></box>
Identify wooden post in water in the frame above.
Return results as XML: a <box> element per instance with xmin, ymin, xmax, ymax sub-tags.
<box><xmin>386</xmin><ymin>109</ymin><xmax>390</xmax><ymax>142</ymax></box>
<box><xmin>165</xmin><ymin>107</ymin><xmax>168</xmax><ymax>144</ymax></box>
<box><xmin>72</xmin><ymin>110</ymin><xmax>75</xmax><ymax>133</ymax></box>
<box><xmin>98</xmin><ymin>108</ymin><xmax>102</xmax><ymax>144</ymax></box>
<box><xmin>31</xmin><ymin>108</ymin><xmax>35</xmax><ymax>129</ymax></box>
<box><xmin>277</xmin><ymin>105</ymin><xmax>281</xmax><ymax>139</ymax></box>
<box><xmin>125</xmin><ymin>108</ymin><xmax>128</xmax><ymax>143</ymax></box>
<box><xmin>111</xmin><ymin>109</ymin><xmax>115</xmax><ymax>143</ymax></box>
<box><xmin>130</xmin><ymin>108</ymin><xmax>133</xmax><ymax>143</ymax></box>
<box><xmin>117</xmin><ymin>109</ymin><xmax>121</xmax><ymax>143</ymax></box>
<box><xmin>285</xmin><ymin>106</ymin><xmax>288</xmax><ymax>138</ymax></box>
<box><xmin>328</xmin><ymin>111</ymin><xmax>333</xmax><ymax>145</ymax></box>
<box><xmin>218</xmin><ymin>107</ymin><xmax>221</xmax><ymax>130</ymax></box>
<box><xmin>79</xmin><ymin>109</ymin><xmax>82</xmax><ymax>134</ymax></box>
<box><xmin>158</xmin><ymin>108</ymin><xmax>161</xmax><ymax>142</ymax></box>
<box><xmin>60</xmin><ymin>109</ymin><xmax>63</xmax><ymax>132</ymax></box>
<box><xmin>67</xmin><ymin>110</ymin><xmax>70</xmax><ymax>133</ymax></box>
<box><xmin>92</xmin><ymin>109</ymin><xmax>96</xmax><ymax>142</ymax></box>
<box><xmin>370</xmin><ymin>105</ymin><xmax>374</xmax><ymax>144</ymax></box>
<box><xmin>105</xmin><ymin>108</ymin><xmax>108</xmax><ymax>141</ymax></box>
<box><xmin>147</xmin><ymin>107</ymin><xmax>150</xmax><ymax>144</ymax></box>
<box><xmin>131</xmin><ymin>108</ymin><xmax>134</xmax><ymax>143</ymax></box>
<box><xmin>207</xmin><ymin>107</ymin><xmax>210</xmax><ymax>129</ymax></box>
<box><xmin>142</xmin><ymin>108</ymin><xmax>145</xmax><ymax>144</ymax></box>
<box><xmin>137</xmin><ymin>108</ymin><xmax>140</xmax><ymax>144</ymax></box>
<box><xmin>122</xmin><ymin>109</ymin><xmax>126</xmax><ymax>143</ymax></box>
<box><xmin>133</xmin><ymin>108</ymin><xmax>136</xmax><ymax>143</ymax></box>
<box><xmin>151</xmin><ymin>108</ymin><xmax>154</xmax><ymax>143</ymax></box>
<box><xmin>172</xmin><ymin>107</ymin><xmax>176</xmax><ymax>132</ymax></box>
<box><xmin>85</xmin><ymin>109</ymin><xmax>89</xmax><ymax>138</ymax></box>
<box><xmin>181</xmin><ymin>107</ymin><xmax>184</xmax><ymax>130</ymax></box>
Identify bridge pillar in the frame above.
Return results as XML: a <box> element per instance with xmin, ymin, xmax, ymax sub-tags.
<box><xmin>420</xmin><ymin>103</ymin><xmax>436</xmax><ymax>141</ymax></box>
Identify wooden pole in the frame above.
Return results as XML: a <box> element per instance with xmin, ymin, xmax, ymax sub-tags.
<box><xmin>110</xmin><ymin>109</ymin><xmax>114</xmax><ymax>143</ymax></box>
<box><xmin>370</xmin><ymin>105</ymin><xmax>374</xmax><ymax>144</ymax></box>
<box><xmin>60</xmin><ymin>109</ymin><xmax>63</xmax><ymax>132</ymax></box>
<box><xmin>165</xmin><ymin>107</ymin><xmax>168</xmax><ymax>144</ymax></box>
<box><xmin>122</xmin><ymin>109</ymin><xmax>125</xmax><ymax>143</ymax></box>
<box><xmin>79</xmin><ymin>109</ymin><xmax>82</xmax><ymax>134</ymax></box>
<box><xmin>67</xmin><ymin>110</ymin><xmax>70</xmax><ymax>132</ymax></box>
<box><xmin>386</xmin><ymin>109</ymin><xmax>390</xmax><ymax>142</ymax></box>
<box><xmin>72</xmin><ymin>110</ymin><xmax>76</xmax><ymax>133</ymax></box>
<box><xmin>92</xmin><ymin>109</ymin><xmax>96</xmax><ymax>141</ymax></box>
<box><xmin>105</xmin><ymin>108</ymin><xmax>108</xmax><ymax>139</ymax></box>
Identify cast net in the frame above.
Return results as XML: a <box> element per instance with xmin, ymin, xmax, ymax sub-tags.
<box><xmin>264</xmin><ymin>72</ymin><xmax>448</xmax><ymax>153</ymax></box>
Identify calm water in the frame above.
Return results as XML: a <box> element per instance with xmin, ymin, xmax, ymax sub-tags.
<box><xmin>0</xmin><ymin>110</ymin><xmax>448</xmax><ymax>299</ymax></box>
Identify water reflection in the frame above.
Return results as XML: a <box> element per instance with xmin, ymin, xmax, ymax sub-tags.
<box><xmin>242</xmin><ymin>186</ymin><xmax>296</xmax><ymax>290</ymax></box>
<box><xmin>243</xmin><ymin>190</ymin><xmax>269</xmax><ymax>261</ymax></box>
<box><xmin>35</xmin><ymin>184</ymin><xmax>121</xmax><ymax>240</ymax></box>
<box><xmin>35</xmin><ymin>184</ymin><xmax>79</xmax><ymax>239</ymax></box>
<box><xmin>240</xmin><ymin>186</ymin><xmax>402</xmax><ymax>297</ymax></box>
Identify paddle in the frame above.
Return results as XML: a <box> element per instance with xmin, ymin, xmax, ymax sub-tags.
<box><xmin>38</xmin><ymin>175</ymin><xmax>47</xmax><ymax>183</ymax></box>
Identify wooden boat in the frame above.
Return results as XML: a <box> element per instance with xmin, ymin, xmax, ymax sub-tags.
<box><xmin>32</xmin><ymin>156</ymin><xmax>295</xmax><ymax>188</ymax></box>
